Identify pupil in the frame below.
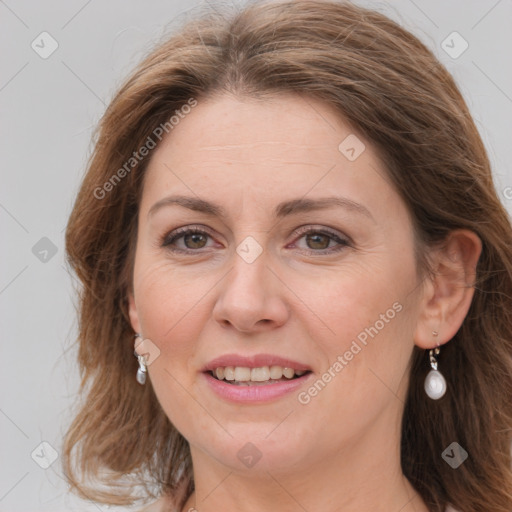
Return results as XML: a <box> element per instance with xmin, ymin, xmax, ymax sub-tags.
<box><xmin>307</xmin><ymin>233</ymin><xmax>329</xmax><ymax>250</ymax></box>
<box><xmin>185</xmin><ymin>233</ymin><xmax>206</xmax><ymax>249</ymax></box>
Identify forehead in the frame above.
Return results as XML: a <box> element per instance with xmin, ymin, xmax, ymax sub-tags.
<box><xmin>141</xmin><ymin>93</ymin><xmax>397</xmax><ymax>219</ymax></box>
<box><xmin>154</xmin><ymin>93</ymin><xmax>352</xmax><ymax>161</ymax></box>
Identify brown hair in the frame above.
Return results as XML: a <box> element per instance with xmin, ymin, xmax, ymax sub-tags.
<box><xmin>63</xmin><ymin>1</ymin><xmax>512</xmax><ymax>511</ymax></box>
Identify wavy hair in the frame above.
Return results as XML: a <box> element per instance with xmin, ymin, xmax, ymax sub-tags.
<box><xmin>63</xmin><ymin>1</ymin><xmax>512</xmax><ymax>511</ymax></box>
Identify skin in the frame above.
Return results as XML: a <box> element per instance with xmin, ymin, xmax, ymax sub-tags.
<box><xmin>129</xmin><ymin>93</ymin><xmax>481</xmax><ymax>512</ymax></box>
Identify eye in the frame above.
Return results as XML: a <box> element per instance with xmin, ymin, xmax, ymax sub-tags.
<box><xmin>161</xmin><ymin>226</ymin><xmax>216</xmax><ymax>252</ymax></box>
<box><xmin>160</xmin><ymin>224</ymin><xmax>351</xmax><ymax>255</ymax></box>
<box><xmin>290</xmin><ymin>226</ymin><xmax>351</xmax><ymax>255</ymax></box>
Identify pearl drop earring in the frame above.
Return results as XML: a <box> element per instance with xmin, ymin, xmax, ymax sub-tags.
<box><xmin>134</xmin><ymin>333</ymin><xmax>147</xmax><ymax>385</ymax></box>
<box><xmin>424</xmin><ymin>334</ymin><xmax>447</xmax><ymax>400</ymax></box>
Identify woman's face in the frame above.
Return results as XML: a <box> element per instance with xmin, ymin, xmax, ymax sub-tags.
<box><xmin>129</xmin><ymin>93</ymin><xmax>426</xmax><ymax>475</ymax></box>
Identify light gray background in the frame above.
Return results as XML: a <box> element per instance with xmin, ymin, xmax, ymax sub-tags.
<box><xmin>1</xmin><ymin>1</ymin><xmax>511</xmax><ymax>511</ymax></box>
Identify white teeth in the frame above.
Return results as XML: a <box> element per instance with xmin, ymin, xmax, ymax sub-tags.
<box><xmin>269</xmin><ymin>365</ymin><xmax>283</xmax><ymax>380</ymax></box>
<box><xmin>211</xmin><ymin>365</ymin><xmax>308</xmax><ymax>383</ymax></box>
<box><xmin>234</xmin><ymin>367</ymin><xmax>251</xmax><ymax>381</ymax></box>
<box><xmin>251</xmin><ymin>366</ymin><xmax>270</xmax><ymax>381</ymax></box>
<box><xmin>282</xmin><ymin>367</ymin><xmax>295</xmax><ymax>379</ymax></box>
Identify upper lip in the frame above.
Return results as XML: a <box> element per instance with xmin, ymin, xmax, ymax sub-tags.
<box><xmin>202</xmin><ymin>354</ymin><xmax>312</xmax><ymax>372</ymax></box>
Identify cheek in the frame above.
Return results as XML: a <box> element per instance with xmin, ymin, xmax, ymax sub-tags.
<box><xmin>298</xmin><ymin>258</ymin><xmax>411</xmax><ymax>344</ymax></box>
<box><xmin>132</xmin><ymin>258</ymin><xmax>212</xmax><ymax>360</ymax></box>
<box><xmin>300</xmin><ymin>256</ymin><xmax>418</xmax><ymax>402</ymax></box>
<box><xmin>132</xmin><ymin>259</ymin><xmax>218</xmax><ymax>433</ymax></box>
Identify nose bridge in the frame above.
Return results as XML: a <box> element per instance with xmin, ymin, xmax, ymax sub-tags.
<box><xmin>226</xmin><ymin>246</ymin><xmax>271</xmax><ymax>303</ymax></box>
<box><xmin>212</xmin><ymin>244</ymin><xmax>289</xmax><ymax>331</ymax></box>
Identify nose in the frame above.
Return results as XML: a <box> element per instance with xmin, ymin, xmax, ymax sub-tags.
<box><xmin>212</xmin><ymin>254</ymin><xmax>290</xmax><ymax>333</ymax></box>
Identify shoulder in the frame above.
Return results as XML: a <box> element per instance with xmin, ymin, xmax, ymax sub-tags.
<box><xmin>445</xmin><ymin>505</ymin><xmax>461</xmax><ymax>512</ymax></box>
<box><xmin>135</xmin><ymin>495</ymin><xmax>175</xmax><ymax>512</ymax></box>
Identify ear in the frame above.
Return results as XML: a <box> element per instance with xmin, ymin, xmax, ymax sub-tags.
<box><xmin>414</xmin><ymin>229</ymin><xmax>482</xmax><ymax>349</ymax></box>
<box><xmin>128</xmin><ymin>291</ymin><xmax>141</xmax><ymax>336</ymax></box>
<box><xmin>129</xmin><ymin>292</ymin><xmax>149</xmax><ymax>357</ymax></box>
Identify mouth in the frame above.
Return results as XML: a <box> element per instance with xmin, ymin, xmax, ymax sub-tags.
<box><xmin>207</xmin><ymin>365</ymin><xmax>312</xmax><ymax>386</ymax></box>
<box><xmin>201</xmin><ymin>354</ymin><xmax>313</xmax><ymax>401</ymax></box>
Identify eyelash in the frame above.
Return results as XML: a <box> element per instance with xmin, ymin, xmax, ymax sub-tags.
<box><xmin>160</xmin><ymin>224</ymin><xmax>351</xmax><ymax>256</ymax></box>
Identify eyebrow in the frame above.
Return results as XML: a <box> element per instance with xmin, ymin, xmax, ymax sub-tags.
<box><xmin>148</xmin><ymin>194</ymin><xmax>374</xmax><ymax>221</ymax></box>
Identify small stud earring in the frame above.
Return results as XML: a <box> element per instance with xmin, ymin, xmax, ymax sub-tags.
<box><xmin>424</xmin><ymin>346</ymin><xmax>447</xmax><ymax>400</ymax></box>
<box><xmin>134</xmin><ymin>333</ymin><xmax>147</xmax><ymax>385</ymax></box>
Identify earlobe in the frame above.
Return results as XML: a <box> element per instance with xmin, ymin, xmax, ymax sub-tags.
<box><xmin>414</xmin><ymin>229</ymin><xmax>482</xmax><ymax>349</ymax></box>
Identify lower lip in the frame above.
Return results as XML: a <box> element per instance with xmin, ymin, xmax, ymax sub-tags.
<box><xmin>202</xmin><ymin>371</ymin><xmax>313</xmax><ymax>403</ymax></box>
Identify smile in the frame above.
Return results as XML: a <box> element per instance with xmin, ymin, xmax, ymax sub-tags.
<box><xmin>210</xmin><ymin>365</ymin><xmax>309</xmax><ymax>385</ymax></box>
<box><xmin>203</xmin><ymin>368</ymin><xmax>313</xmax><ymax>403</ymax></box>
